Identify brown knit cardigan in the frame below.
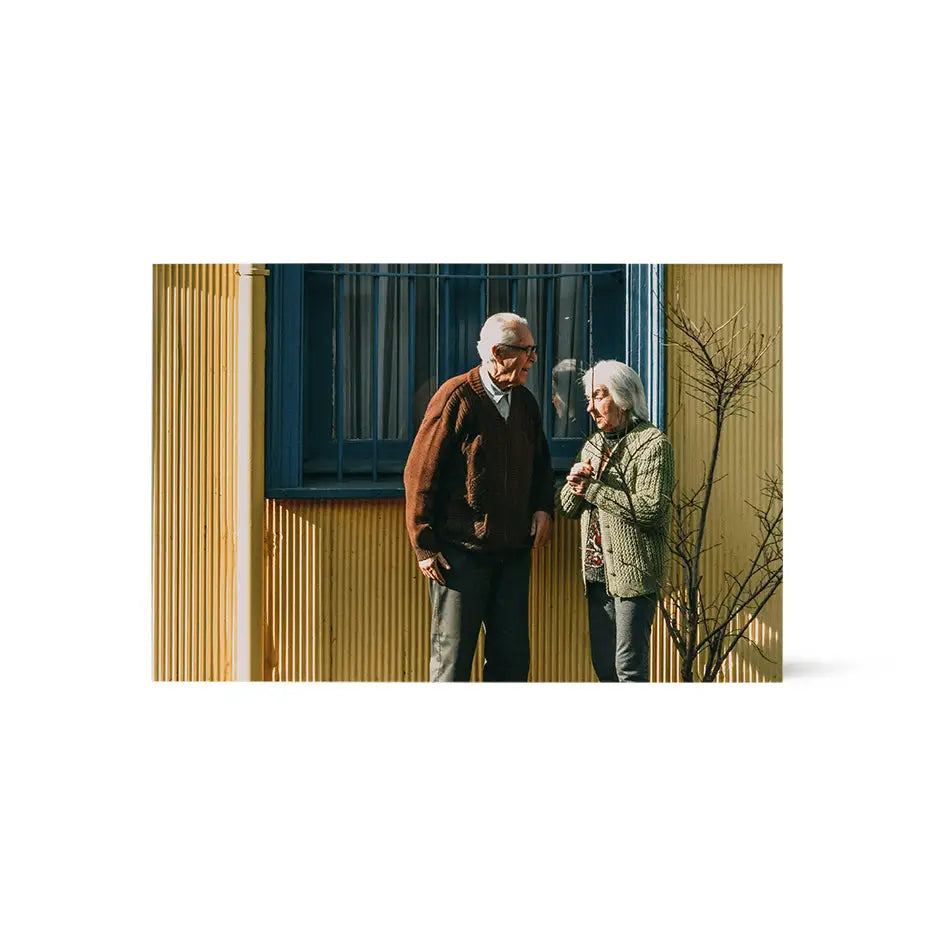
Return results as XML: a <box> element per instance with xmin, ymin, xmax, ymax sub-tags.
<box><xmin>404</xmin><ymin>366</ymin><xmax>555</xmax><ymax>560</ymax></box>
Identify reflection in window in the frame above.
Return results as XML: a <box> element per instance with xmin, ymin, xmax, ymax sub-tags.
<box><xmin>274</xmin><ymin>262</ymin><xmax>660</xmax><ymax>492</ymax></box>
<box><xmin>550</xmin><ymin>265</ymin><xmax>586</xmax><ymax>438</ymax></box>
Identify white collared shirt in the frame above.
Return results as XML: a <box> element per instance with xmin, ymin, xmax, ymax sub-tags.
<box><xmin>480</xmin><ymin>364</ymin><xmax>512</xmax><ymax>421</ymax></box>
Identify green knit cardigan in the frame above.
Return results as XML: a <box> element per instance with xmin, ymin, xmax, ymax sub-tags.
<box><xmin>559</xmin><ymin>421</ymin><xmax>675</xmax><ymax>598</ymax></box>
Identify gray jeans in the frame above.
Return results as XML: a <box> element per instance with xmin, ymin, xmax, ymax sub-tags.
<box><xmin>428</xmin><ymin>544</ymin><xmax>531</xmax><ymax>682</ymax></box>
<box><xmin>586</xmin><ymin>583</ymin><xmax>656</xmax><ymax>682</ymax></box>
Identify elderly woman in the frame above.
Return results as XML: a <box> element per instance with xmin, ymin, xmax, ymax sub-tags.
<box><xmin>559</xmin><ymin>361</ymin><xmax>674</xmax><ymax>682</ymax></box>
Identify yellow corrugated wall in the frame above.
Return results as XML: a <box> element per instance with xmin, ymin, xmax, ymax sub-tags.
<box><xmin>263</xmin><ymin>500</ymin><xmax>594</xmax><ymax>682</ymax></box>
<box><xmin>263</xmin><ymin>498</ymin><xmax>702</xmax><ymax>682</ymax></box>
<box><xmin>152</xmin><ymin>264</ymin><xmax>238</xmax><ymax>681</ymax></box>
<box><xmin>262</xmin><ymin>264</ymin><xmax>781</xmax><ymax>682</ymax></box>
<box><xmin>664</xmin><ymin>264</ymin><xmax>783</xmax><ymax>681</ymax></box>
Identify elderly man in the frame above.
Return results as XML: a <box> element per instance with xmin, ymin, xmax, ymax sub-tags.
<box><xmin>404</xmin><ymin>313</ymin><xmax>554</xmax><ymax>682</ymax></box>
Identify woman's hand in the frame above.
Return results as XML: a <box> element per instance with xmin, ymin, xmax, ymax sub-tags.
<box><xmin>566</xmin><ymin>459</ymin><xmax>594</xmax><ymax>495</ymax></box>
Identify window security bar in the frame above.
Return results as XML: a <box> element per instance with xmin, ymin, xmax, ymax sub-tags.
<box><xmin>307</xmin><ymin>267</ymin><xmax>625</xmax><ymax>280</ymax></box>
<box><xmin>264</xmin><ymin>263</ymin><xmax>663</xmax><ymax>497</ymax></box>
<box><xmin>331</xmin><ymin>264</ymin><xmax>599</xmax><ymax>483</ymax></box>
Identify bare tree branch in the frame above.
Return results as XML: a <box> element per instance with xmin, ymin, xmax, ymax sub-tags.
<box><xmin>661</xmin><ymin>287</ymin><xmax>782</xmax><ymax>682</ymax></box>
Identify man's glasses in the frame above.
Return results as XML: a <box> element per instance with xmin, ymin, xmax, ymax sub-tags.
<box><xmin>503</xmin><ymin>344</ymin><xmax>538</xmax><ymax>357</ymax></box>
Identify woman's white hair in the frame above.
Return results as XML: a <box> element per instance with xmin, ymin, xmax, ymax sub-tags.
<box><xmin>581</xmin><ymin>359</ymin><xmax>650</xmax><ymax>426</ymax></box>
<box><xmin>477</xmin><ymin>313</ymin><xmax>530</xmax><ymax>362</ymax></box>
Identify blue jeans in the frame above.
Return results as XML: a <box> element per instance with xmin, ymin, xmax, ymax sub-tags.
<box><xmin>586</xmin><ymin>583</ymin><xmax>656</xmax><ymax>682</ymax></box>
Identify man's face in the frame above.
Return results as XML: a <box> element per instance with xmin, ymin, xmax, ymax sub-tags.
<box><xmin>492</xmin><ymin>325</ymin><xmax>538</xmax><ymax>387</ymax></box>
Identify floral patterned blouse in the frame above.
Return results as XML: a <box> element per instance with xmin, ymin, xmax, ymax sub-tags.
<box><xmin>581</xmin><ymin>427</ymin><xmax>628</xmax><ymax>584</ymax></box>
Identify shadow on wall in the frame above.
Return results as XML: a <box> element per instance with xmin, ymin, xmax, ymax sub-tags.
<box><xmin>262</xmin><ymin>499</ymin><xmax>779</xmax><ymax>682</ymax></box>
<box><xmin>655</xmin><ymin>597</ymin><xmax>782</xmax><ymax>683</ymax></box>
<box><xmin>716</xmin><ymin>606</ymin><xmax>782</xmax><ymax>682</ymax></box>
<box><xmin>262</xmin><ymin>499</ymin><xmax>593</xmax><ymax>682</ymax></box>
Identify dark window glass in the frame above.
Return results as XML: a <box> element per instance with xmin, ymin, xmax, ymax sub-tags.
<box><xmin>269</xmin><ymin>263</ymin><xmax>663</xmax><ymax>496</ymax></box>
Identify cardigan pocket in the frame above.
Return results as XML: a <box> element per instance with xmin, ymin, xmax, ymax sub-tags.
<box><xmin>442</xmin><ymin>497</ymin><xmax>487</xmax><ymax>543</ymax></box>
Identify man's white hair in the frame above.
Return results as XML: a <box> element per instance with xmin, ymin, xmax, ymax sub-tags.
<box><xmin>476</xmin><ymin>313</ymin><xmax>530</xmax><ymax>363</ymax></box>
<box><xmin>581</xmin><ymin>359</ymin><xmax>650</xmax><ymax>425</ymax></box>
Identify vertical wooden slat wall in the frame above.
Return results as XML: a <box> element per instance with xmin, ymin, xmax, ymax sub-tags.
<box><xmin>263</xmin><ymin>501</ymin><xmax>594</xmax><ymax>682</ymax></box>
<box><xmin>262</xmin><ymin>265</ymin><xmax>781</xmax><ymax>682</ymax></box>
<box><xmin>663</xmin><ymin>264</ymin><xmax>783</xmax><ymax>681</ymax></box>
<box><xmin>153</xmin><ymin>264</ymin><xmax>238</xmax><ymax>680</ymax></box>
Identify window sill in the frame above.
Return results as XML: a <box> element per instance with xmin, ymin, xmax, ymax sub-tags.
<box><xmin>267</xmin><ymin>481</ymin><xmax>406</xmax><ymax>500</ymax></box>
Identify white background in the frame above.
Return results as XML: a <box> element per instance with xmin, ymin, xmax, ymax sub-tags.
<box><xmin>2</xmin><ymin>2</ymin><xmax>936</xmax><ymax>936</ymax></box>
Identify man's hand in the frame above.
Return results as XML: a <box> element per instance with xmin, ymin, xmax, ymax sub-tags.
<box><xmin>530</xmin><ymin>510</ymin><xmax>553</xmax><ymax>549</ymax></box>
<box><xmin>418</xmin><ymin>552</ymin><xmax>451</xmax><ymax>585</ymax></box>
<box><xmin>566</xmin><ymin>458</ymin><xmax>594</xmax><ymax>495</ymax></box>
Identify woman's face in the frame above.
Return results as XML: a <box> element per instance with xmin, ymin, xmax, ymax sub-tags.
<box><xmin>586</xmin><ymin>384</ymin><xmax>625</xmax><ymax>431</ymax></box>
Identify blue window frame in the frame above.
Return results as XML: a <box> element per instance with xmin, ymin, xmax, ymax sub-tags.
<box><xmin>265</xmin><ymin>263</ymin><xmax>665</xmax><ymax>498</ymax></box>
